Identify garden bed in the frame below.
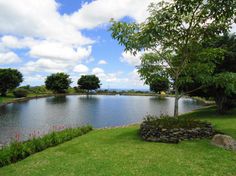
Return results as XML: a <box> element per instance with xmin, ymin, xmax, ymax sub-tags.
<box><xmin>140</xmin><ymin>115</ymin><xmax>215</xmax><ymax>143</ymax></box>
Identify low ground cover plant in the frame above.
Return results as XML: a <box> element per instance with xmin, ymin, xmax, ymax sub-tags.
<box><xmin>0</xmin><ymin>125</ymin><xmax>92</xmax><ymax>167</ymax></box>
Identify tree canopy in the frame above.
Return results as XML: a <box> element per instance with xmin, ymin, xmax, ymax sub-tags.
<box><xmin>110</xmin><ymin>0</ymin><xmax>236</xmax><ymax>117</ymax></box>
<box><xmin>149</xmin><ymin>77</ymin><xmax>169</xmax><ymax>94</ymax></box>
<box><xmin>181</xmin><ymin>34</ymin><xmax>236</xmax><ymax>113</ymax></box>
<box><xmin>45</xmin><ymin>73</ymin><xmax>72</xmax><ymax>93</ymax></box>
<box><xmin>77</xmin><ymin>75</ymin><xmax>101</xmax><ymax>93</ymax></box>
<box><xmin>0</xmin><ymin>68</ymin><xmax>23</xmax><ymax>96</ymax></box>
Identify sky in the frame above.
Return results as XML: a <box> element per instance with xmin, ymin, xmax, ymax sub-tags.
<box><xmin>0</xmin><ymin>0</ymin><xmax>158</xmax><ymax>90</ymax></box>
<box><xmin>0</xmin><ymin>0</ymin><xmax>235</xmax><ymax>90</ymax></box>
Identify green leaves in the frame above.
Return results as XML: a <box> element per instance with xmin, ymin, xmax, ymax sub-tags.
<box><xmin>0</xmin><ymin>68</ymin><xmax>23</xmax><ymax>96</ymax></box>
<box><xmin>45</xmin><ymin>73</ymin><xmax>72</xmax><ymax>93</ymax></box>
<box><xmin>214</xmin><ymin>72</ymin><xmax>236</xmax><ymax>96</ymax></box>
<box><xmin>77</xmin><ymin>75</ymin><xmax>101</xmax><ymax>92</ymax></box>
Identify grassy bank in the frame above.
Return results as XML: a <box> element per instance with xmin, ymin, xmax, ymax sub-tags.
<box><xmin>0</xmin><ymin>107</ymin><xmax>235</xmax><ymax>176</ymax></box>
<box><xmin>0</xmin><ymin>126</ymin><xmax>92</xmax><ymax>167</ymax></box>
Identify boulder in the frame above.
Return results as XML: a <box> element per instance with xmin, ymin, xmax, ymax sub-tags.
<box><xmin>212</xmin><ymin>134</ymin><xmax>236</xmax><ymax>151</ymax></box>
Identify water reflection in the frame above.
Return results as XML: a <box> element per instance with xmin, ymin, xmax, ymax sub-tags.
<box><xmin>0</xmin><ymin>95</ymin><xmax>204</xmax><ymax>144</ymax></box>
<box><xmin>46</xmin><ymin>96</ymin><xmax>68</xmax><ymax>104</ymax></box>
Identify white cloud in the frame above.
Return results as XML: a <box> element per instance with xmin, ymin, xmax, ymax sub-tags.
<box><xmin>1</xmin><ymin>35</ymin><xmax>40</xmax><ymax>49</ymax></box>
<box><xmin>0</xmin><ymin>0</ymin><xmax>155</xmax><ymax>89</ymax></box>
<box><xmin>90</xmin><ymin>68</ymin><xmax>146</xmax><ymax>89</ymax></box>
<box><xmin>23</xmin><ymin>74</ymin><xmax>45</xmax><ymax>86</ymax></box>
<box><xmin>92</xmin><ymin>67</ymin><xmax>105</xmax><ymax>76</ymax></box>
<box><xmin>98</xmin><ymin>59</ymin><xmax>107</xmax><ymax>65</ymax></box>
<box><xmin>127</xmin><ymin>69</ymin><xmax>145</xmax><ymax>87</ymax></box>
<box><xmin>64</xmin><ymin>0</ymin><xmax>155</xmax><ymax>29</ymax></box>
<box><xmin>0</xmin><ymin>0</ymin><xmax>92</xmax><ymax>45</ymax></box>
<box><xmin>1</xmin><ymin>35</ymin><xmax>93</xmax><ymax>72</ymax></box>
<box><xmin>29</xmin><ymin>41</ymin><xmax>92</xmax><ymax>62</ymax></box>
<box><xmin>120</xmin><ymin>51</ymin><xmax>143</xmax><ymax>66</ymax></box>
<box><xmin>0</xmin><ymin>51</ymin><xmax>21</xmax><ymax>64</ymax></box>
<box><xmin>21</xmin><ymin>59</ymin><xmax>69</xmax><ymax>73</ymax></box>
<box><xmin>73</xmin><ymin>64</ymin><xmax>89</xmax><ymax>73</ymax></box>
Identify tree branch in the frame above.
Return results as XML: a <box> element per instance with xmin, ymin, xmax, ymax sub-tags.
<box><xmin>179</xmin><ymin>85</ymin><xmax>204</xmax><ymax>98</ymax></box>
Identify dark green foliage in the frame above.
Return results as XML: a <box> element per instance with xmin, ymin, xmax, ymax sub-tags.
<box><xmin>45</xmin><ymin>73</ymin><xmax>72</xmax><ymax>93</ymax></box>
<box><xmin>149</xmin><ymin>77</ymin><xmax>169</xmax><ymax>93</ymax></box>
<box><xmin>77</xmin><ymin>75</ymin><xmax>101</xmax><ymax>93</ymax></box>
<box><xmin>13</xmin><ymin>88</ymin><xmax>29</xmax><ymax>98</ymax></box>
<box><xmin>0</xmin><ymin>68</ymin><xmax>23</xmax><ymax>96</ymax></box>
<box><xmin>0</xmin><ymin>125</ymin><xmax>92</xmax><ymax>167</ymax></box>
<box><xmin>181</xmin><ymin>34</ymin><xmax>236</xmax><ymax>113</ymax></box>
<box><xmin>73</xmin><ymin>86</ymin><xmax>87</xmax><ymax>93</ymax></box>
<box><xmin>142</xmin><ymin>115</ymin><xmax>208</xmax><ymax>129</ymax></box>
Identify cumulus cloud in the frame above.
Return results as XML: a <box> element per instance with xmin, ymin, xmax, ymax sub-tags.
<box><xmin>1</xmin><ymin>35</ymin><xmax>40</xmax><ymax>49</ymax></box>
<box><xmin>92</xmin><ymin>67</ymin><xmax>106</xmax><ymax>76</ymax></box>
<box><xmin>73</xmin><ymin>64</ymin><xmax>89</xmax><ymax>73</ymax></box>
<box><xmin>21</xmin><ymin>59</ymin><xmax>69</xmax><ymax>73</ymax></box>
<box><xmin>0</xmin><ymin>0</ymin><xmax>92</xmax><ymax>45</ymax></box>
<box><xmin>120</xmin><ymin>51</ymin><xmax>143</xmax><ymax>66</ymax></box>
<box><xmin>0</xmin><ymin>51</ymin><xmax>21</xmax><ymax>64</ymax></box>
<box><xmin>0</xmin><ymin>0</ymin><xmax>156</xmax><ymax>89</ymax></box>
<box><xmin>23</xmin><ymin>74</ymin><xmax>46</xmax><ymax>86</ymax></box>
<box><xmin>29</xmin><ymin>42</ymin><xmax>92</xmax><ymax>62</ymax></box>
<box><xmin>98</xmin><ymin>59</ymin><xmax>107</xmax><ymax>65</ymax></box>
<box><xmin>64</xmin><ymin>0</ymin><xmax>156</xmax><ymax>29</ymax></box>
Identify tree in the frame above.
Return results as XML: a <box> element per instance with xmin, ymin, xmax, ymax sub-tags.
<box><xmin>45</xmin><ymin>73</ymin><xmax>72</xmax><ymax>93</ymax></box>
<box><xmin>181</xmin><ymin>34</ymin><xmax>236</xmax><ymax>113</ymax></box>
<box><xmin>110</xmin><ymin>0</ymin><xmax>236</xmax><ymax>117</ymax></box>
<box><xmin>149</xmin><ymin>77</ymin><xmax>169</xmax><ymax>94</ymax></box>
<box><xmin>0</xmin><ymin>68</ymin><xmax>23</xmax><ymax>96</ymax></box>
<box><xmin>77</xmin><ymin>75</ymin><xmax>101</xmax><ymax>93</ymax></box>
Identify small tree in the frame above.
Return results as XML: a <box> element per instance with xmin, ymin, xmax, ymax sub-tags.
<box><xmin>110</xmin><ymin>0</ymin><xmax>236</xmax><ymax>117</ymax></box>
<box><xmin>77</xmin><ymin>75</ymin><xmax>101</xmax><ymax>94</ymax></box>
<box><xmin>0</xmin><ymin>68</ymin><xmax>23</xmax><ymax>96</ymax></box>
<box><xmin>45</xmin><ymin>73</ymin><xmax>72</xmax><ymax>93</ymax></box>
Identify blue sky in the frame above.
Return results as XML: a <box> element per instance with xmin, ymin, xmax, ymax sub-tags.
<box><xmin>0</xmin><ymin>0</ymin><xmax>156</xmax><ymax>89</ymax></box>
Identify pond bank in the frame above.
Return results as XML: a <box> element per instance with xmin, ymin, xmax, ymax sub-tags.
<box><xmin>0</xmin><ymin>92</ymin><xmax>214</xmax><ymax>107</ymax></box>
<box><xmin>0</xmin><ymin>107</ymin><xmax>235</xmax><ymax>176</ymax></box>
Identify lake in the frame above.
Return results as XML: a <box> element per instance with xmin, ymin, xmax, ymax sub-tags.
<box><xmin>0</xmin><ymin>95</ymin><xmax>204</xmax><ymax>144</ymax></box>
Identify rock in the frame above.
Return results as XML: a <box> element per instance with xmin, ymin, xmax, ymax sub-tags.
<box><xmin>212</xmin><ymin>134</ymin><xmax>236</xmax><ymax>151</ymax></box>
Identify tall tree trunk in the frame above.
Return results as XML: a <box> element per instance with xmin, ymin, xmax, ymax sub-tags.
<box><xmin>174</xmin><ymin>87</ymin><xmax>179</xmax><ymax>118</ymax></box>
<box><xmin>215</xmin><ymin>95</ymin><xmax>228</xmax><ymax>114</ymax></box>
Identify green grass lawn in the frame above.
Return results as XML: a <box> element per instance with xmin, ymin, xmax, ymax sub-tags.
<box><xmin>0</xmin><ymin>107</ymin><xmax>236</xmax><ymax>176</ymax></box>
<box><xmin>0</xmin><ymin>95</ymin><xmax>15</xmax><ymax>104</ymax></box>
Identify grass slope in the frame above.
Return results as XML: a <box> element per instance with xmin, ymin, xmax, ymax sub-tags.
<box><xmin>0</xmin><ymin>107</ymin><xmax>236</xmax><ymax>176</ymax></box>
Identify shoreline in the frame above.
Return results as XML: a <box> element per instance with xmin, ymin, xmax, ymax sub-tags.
<box><xmin>0</xmin><ymin>92</ymin><xmax>214</xmax><ymax>107</ymax></box>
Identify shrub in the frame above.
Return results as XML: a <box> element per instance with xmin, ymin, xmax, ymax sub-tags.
<box><xmin>0</xmin><ymin>125</ymin><xmax>92</xmax><ymax>167</ymax></box>
<box><xmin>29</xmin><ymin>86</ymin><xmax>50</xmax><ymax>94</ymax></box>
<box><xmin>140</xmin><ymin>115</ymin><xmax>215</xmax><ymax>143</ymax></box>
<box><xmin>13</xmin><ymin>88</ymin><xmax>29</xmax><ymax>98</ymax></box>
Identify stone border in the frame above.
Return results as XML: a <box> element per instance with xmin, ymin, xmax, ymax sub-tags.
<box><xmin>140</xmin><ymin>123</ymin><xmax>215</xmax><ymax>143</ymax></box>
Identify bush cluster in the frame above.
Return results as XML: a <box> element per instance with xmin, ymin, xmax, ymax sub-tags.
<box><xmin>13</xmin><ymin>88</ymin><xmax>29</xmax><ymax>98</ymax></box>
<box><xmin>0</xmin><ymin>125</ymin><xmax>92</xmax><ymax>167</ymax></box>
<box><xmin>140</xmin><ymin>115</ymin><xmax>214</xmax><ymax>143</ymax></box>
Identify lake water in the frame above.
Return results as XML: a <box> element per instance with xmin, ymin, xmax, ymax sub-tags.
<box><xmin>0</xmin><ymin>95</ymin><xmax>204</xmax><ymax>144</ymax></box>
